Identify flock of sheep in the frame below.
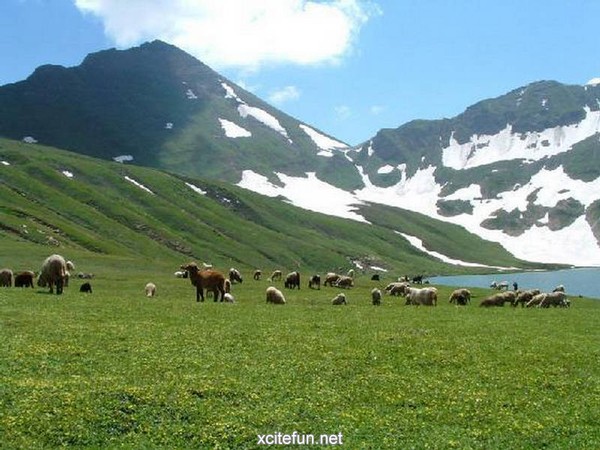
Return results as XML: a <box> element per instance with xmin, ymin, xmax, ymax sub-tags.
<box><xmin>1</xmin><ymin>255</ymin><xmax>570</xmax><ymax>310</ymax></box>
<box><xmin>1</xmin><ymin>254</ymin><xmax>93</xmax><ymax>295</ymax></box>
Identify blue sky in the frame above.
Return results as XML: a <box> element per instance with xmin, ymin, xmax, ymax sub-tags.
<box><xmin>1</xmin><ymin>0</ymin><xmax>599</xmax><ymax>145</ymax></box>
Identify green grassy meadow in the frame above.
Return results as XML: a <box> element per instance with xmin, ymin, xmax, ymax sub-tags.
<box><xmin>1</xmin><ymin>267</ymin><xmax>599</xmax><ymax>449</ymax></box>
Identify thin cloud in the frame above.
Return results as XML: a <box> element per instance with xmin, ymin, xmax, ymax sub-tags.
<box><xmin>268</xmin><ymin>86</ymin><xmax>301</xmax><ymax>105</ymax></box>
<box><xmin>74</xmin><ymin>0</ymin><xmax>381</xmax><ymax>70</ymax></box>
<box><xmin>370</xmin><ymin>105</ymin><xmax>384</xmax><ymax>115</ymax></box>
<box><xmin>335</xmin><ymin>105</ymin><xmax>352</xmax><ymax>120</ymax></box>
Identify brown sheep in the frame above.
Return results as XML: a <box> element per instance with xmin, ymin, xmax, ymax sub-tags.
<box><xmin>385</xmin><ymin>282</ymin><xmax>410</xmax><ymax>296</ymax></box>
<box><xmin>335</xmin><ymin>276</ymin><xmax>354</xmax><ymax>289</ymax></box>
<box><xmin>513</xmin><ymin>289</ymin><xmax>541</xmax><ymax>307</ymax></box>
<box><xmin>480</xmin><ymin>291</ymin><xmax>515</xmax><ymax>307</ymax></box>
<box><xmin>181</xmin><ymin>262</ymin><xmax>226</xmax><ymax>302</ymax></box>
<box><xmin>37</xmin><ymin>254</ymin><xmax>68</xmax><ymax>294</ymax></box>
<box><xmin>0</xmin><ymin>268</ymin><xmax>14</xmax><ymax>287</ymax></box>
<box><xmin>284</xmin><ymin>271</ymin><xmax>301</xmax><ymax>289</ymax></box>
<box><xmin>266</xmin><ymin>286</ymin><xmax>286</xmax><ymax>304</ymax></box>
<box><xmin>323</xmin><ymin>272</ymin><xmax>340</xmax><ymax>287</ymax></box>
<box><xmin>539</xmin><ymin>291</ymin><xmax>569</xmax><ymax>308</ymax></box>
<box><xmin>449</xmin><ymin>288</ymin><xmax>471</xmax><ymax>305</ymax></box>
<box><xmin>268</xmin><ymin>270</ymin><xmax>282</xmax><ymax>282</ymax></box>
<box><xmin>253</xmin><ymin>269</ymin><xmax>262</xmax><ymax>280</ymax></box>
<box><xmin>14</xmin><ymin>271</ymin><xmax>35</xmax><ymax>288</ymax></box>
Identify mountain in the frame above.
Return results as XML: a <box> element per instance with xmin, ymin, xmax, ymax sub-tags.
<box><xmin>1</xmin><ymin>41</ymin><xmax>598</xmax><ymax>266</ymax></box>
<box><xmin>0</xmin><ymin>138</ymin><xmax>543</xmax><ymax>275</ymax></box>
<box><xmin>239</xmin><ymin>80</ymin><xmax>600</xmax><ymax>266</ymax></box>
<box><xmin>0</xmin><ymin>40</ymin><xmax>352</xmax><ymax>186</ymax></box>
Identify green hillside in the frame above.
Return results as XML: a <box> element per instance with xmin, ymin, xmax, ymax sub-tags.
<box><xmin>0</xmin><ymin>138</ymin><xmax>549</xmax><ymax>276</ymax></box>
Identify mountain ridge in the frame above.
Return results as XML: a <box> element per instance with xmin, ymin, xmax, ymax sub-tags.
<box><xmin>1</xmin><ymin>40</ymin><xmax>599</xmax><ymax>266</ymax></box>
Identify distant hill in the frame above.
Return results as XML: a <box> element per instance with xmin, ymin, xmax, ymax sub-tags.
<box><xmin>0</xmin><ymin>138</ymin><xmax>546</xmax><ymax>275</ymax></box>
<box><xmin>0</xmin><ymin>40</ymin><xmax>351</xmax><ymax>186</ymax></box>
<box><xmin>1</xmin><ymin>41</ymin><xmax>598</xmax><ymax>265</ymax></box>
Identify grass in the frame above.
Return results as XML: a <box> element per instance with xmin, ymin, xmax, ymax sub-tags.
<box><xmin>1</xmin><ymin>269</ymin><xmax>599</xmax><ymax>449</ymax></box>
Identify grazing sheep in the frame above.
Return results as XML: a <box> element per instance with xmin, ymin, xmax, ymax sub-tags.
<box><xmin>37</xmin><ymin>254</ymin><xmax>68</xmax><ymax>294</ymax></box>
<box><xmin>223</xmin><ymin>293</ymin><xmax>235</xmax><ymax>303</ymax></box>
<box><xmin>266</xmin><ymin>286</ymin><xmax>286</xmax><ymax>304</ymax></box>
<box><xmin>145</xmin><ymin>282</ymin><xmax>156</xmax><ymax>297</ymax></box>
<box><xmin>335</xmin><ymin>276</ymin><xmax>354</xmax><ymax>289</ymax></box>
<box><xmin>525</xmin><ymin>293</ymin><xmax>546</xmax><ymax>307</ymax></box>
<box><xmin>553</xmin><ymin>284</ymin><xmax>565</xmax><ymax>293</ymax></box>
<box><xmin>370</xmin><ymin>274</ymin><xmax>380</xmax><ymax>281</ymax></box>
<box><xmin>268</xmin><ymin>270</ymin><xmax>282</xmax><ymax>282</ymax></box>
<box><xmin>14</xmin><ymin>271</ymin><xmax>35</xmax><ymax>288</ymax></box>
<box><xmin>174</xmin><ymin>270</ymin><xmax>187</xmax><ymax>278</ymax></box>
<box><xmin>181</xmin><ymin>262</ymin><xmax>226</xmax><ymax>302</ymax></box>
<box><xmin>513</xmin><ymin>289</ymin><xmax>541</xmax><ymax>307</ymax></box>
<box><xmin>229</xmin><ymin>267</ymin><xmax>243</xmax><ymax>284</ymax></box>
<box><xmin>385</xmin><ymin>282</ymin><xmax>410</xmax><ymax>296</ymax></box>
<box><xmin>538</xmin><ymin>291</ymin><xmax>569</xmax><ymax>308</ymax></box>
<box><xmin>284</xmin><ymin>271</ymin><xmax>301</xmax><ymax>289</ymax></box>
<box><xmin>77</xmin><ymin>272</ymin><xmax>95</xmax><ymax>279</ymax></box>
<box><xmin>405</xmin><ymin>287</ymin><xmax>437</xmax><ymax>306</ymax></box>
<box><xmin>371</xmin><ymin>288</ymin><xmax>382</xmax><ymax>306</ymax></box>
<box><xmin>331</xmin><ymin>293</ymin><xmax>347</xmax><ymax>305</ymax></box>
<box><xmin>412</xmin><ymin>275</ymin><xmax>424</xmax><ymax>284</ymax></box>
<box><xmin>323</xmin><ymin>272</ymin><xmax>340</xmax><ymax>287</ymax></box>
<box><xmin>0</xmin><ymin>268</ymin><xmax>13</xmax><ymax>287</ymax></box>
<box><xmin>449</xmin><ymin>288</ymin><xmax>471</xmax><ymax>305</ymax></box>
<box><xmin>308</xmin><ymin>274</ymin><xmax>321</xmax><ymax>290</ymax></box>
<box><xmin>79</xmin><ymin>282</ymin><xmax>92</xmax><ymax>293</ymax></box>
<box><xmin>480</xmin><ymin>291</ymin><xmax>515</xmax><ymax>307</ymax></box>
<box><xmin>253</xmin><ymin>269</ymin><xmax>262</xmax><ymax>281</ymax></box>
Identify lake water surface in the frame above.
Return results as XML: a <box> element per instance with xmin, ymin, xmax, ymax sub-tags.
<box><xmin>430</xmin><ymin>267</ymin><xmax>600</xmax><ymax>299</ymax></box>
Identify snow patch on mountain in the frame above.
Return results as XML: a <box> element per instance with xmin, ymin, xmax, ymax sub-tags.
<box><xmin>219</xmin><ymin>118</ymin><xmax>251</xmax><ymax>138</ymax></box>
<box><xmin>61</xmin><ymin>170</ymin><xmax>74</xmax><ymax>178</ymax></box>
<box><xmin>585</xmin><ymin>77</ymin><xmax>600</xmax><ymax>87</ymax></box>
<box><xmin>124</xmin><ymin>176</ymin><xmax>154</xmax><ymax>195</ymax></box>
<box><xmin>221</xmin><ymin>81</ymin><xmax>291</xmax><ymax>142</ymax></box>
<box><xmin>442</xmin><ymin>107</ymin><xmax>600</xmax><ymax>169</ymax></box>
<box><xmin>299</xmin><ymin>124</ymin><xmax>348</xmax><ymax>152</ymax></box>
<box><xmin>113</xmin><ymin>155</ymin><xmax>133</xmax><ymax>163</ymax></box>
<box><xmin>237</xmin><ymin>170</ymin><xmax>368</xmax><ymax>223</ymax></box>
<box><xmin>238</xmin><ymin>160</ymin><xmax>600</xmax><ymax>266</ymax></box>
<box><xmin>377</xmin><ymin>165</ymin><xmax>395</xmax><ymax>174</ymax></box>
<box><xmin>186</xmin><ymin>182</ymin><xmax>207</xmax><ymax>195</ymax></box>
<box><xmin>1</xmin><ymin>160</ymin><xmax>10</xmax><ymax>166</ymax></box>
<box><xmin>397</xmin><ymin>232</ymin><xmax>516</xmax><ymax>269</ymax></box>
<box><xmin>237</xmin><ymin>105</ymin><xmax>290</xmax><ymax>141</ymax></box>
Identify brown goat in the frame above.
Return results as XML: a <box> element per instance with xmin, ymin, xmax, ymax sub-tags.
<box><xmin>181</xmin><ymin>262</ymin><xmax>226</xmax><ymax>302</ymax></box>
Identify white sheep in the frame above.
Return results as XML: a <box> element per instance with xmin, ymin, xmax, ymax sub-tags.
<box><xmin>0</xmin><ymin>268</ymin><xmax>13</xmax><ymax>287</ymax></box>
<box><xmin>145</xmin><ymin>282</ymin><xmax>157</xmax><ymax>297</ymax></box>
<box><xmin>266</xmin><ymin>286</ymin><xmax>286</xmax><ymax>304</ymax></box>
<box><xmin>37</xmin><ymin>254</ymin><xmax>68</xmax><ymax>294</ymax></box>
